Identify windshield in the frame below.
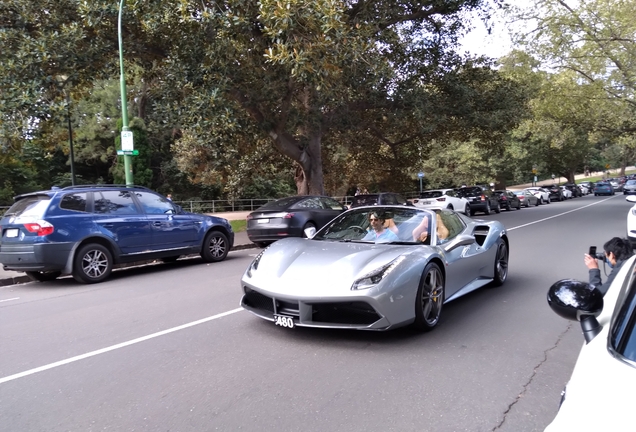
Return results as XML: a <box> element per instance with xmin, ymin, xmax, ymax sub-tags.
<box><xmin>314</xmin><ymin>207</ymin><xmax>433</xmax><ymax>244</ymax></box>
<box><xmin>4</xmin><ymin>195</ymin><xmax>51</xmax><ymax>218</ymax></box>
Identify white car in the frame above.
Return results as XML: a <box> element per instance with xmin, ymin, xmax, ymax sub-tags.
<box><xmin>577</xmin><ymin>184</ymin><xmax>590</xmax><ymax>195</ymax></box>
<box><xmin>524</xmin><ymin>187</ymin><xmax>551</xmax><ymax>204</ymax></box>
<box><xmin>627</xmin><ymin>195</ymin><xmax>636</xmax><ymax>248</ymax></box>
<box><xmin>559</xmin><ymin>186</ymin><xmax>572</xmax><ymax>199</ymax></box>
<box><xmin>544</xmin><ymin>255</ymin><xmax>636</xmax><ymax>431</ymax></box>
<box><xmin>411</xmin><ymin>189</ymin><xmax>469</xmax><ymax>214</ymax></box>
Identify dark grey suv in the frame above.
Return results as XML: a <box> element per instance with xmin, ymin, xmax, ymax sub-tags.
<box><xmin>0</xmin><ymin>185</ymin><xmax>234</xmax><ymax>283</ymax></box>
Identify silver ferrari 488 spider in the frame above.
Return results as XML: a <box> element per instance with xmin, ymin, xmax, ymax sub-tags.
<box><xmin>240</xmin><ymin>206</ymin><xmax>509</xmax><ymax>331</ymax></box>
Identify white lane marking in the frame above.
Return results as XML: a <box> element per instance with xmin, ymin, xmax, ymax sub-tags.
<box><xmin>507</xmin><ymin>196</ymin><xmax>617</xmax><ymax>232</ymax></box>
<box><xmin>0</xmin><ymin>297</ymin><xmax>19</xmax><ymax>303</ymax></box>
<box><xmin>0</xmin><ymin>307</ymin><xmax>244</xmax><ymax>385</ymax></box>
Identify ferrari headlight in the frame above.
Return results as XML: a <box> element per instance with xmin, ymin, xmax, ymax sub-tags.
<box><xmin>351</xmin><ymin>256</ymin><xmax>406</xmax><ymax>290</ymax></box>
<box><xmin>246</xmin><ymin>249</ymin><xmax>266</xmax><ymax>278</ymax></box>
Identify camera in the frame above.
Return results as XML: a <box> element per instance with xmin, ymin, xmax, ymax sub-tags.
<box><xmin>588</xmin><ymin>246</ymin><xmax>606</xmax><ymax>260</ymax></box>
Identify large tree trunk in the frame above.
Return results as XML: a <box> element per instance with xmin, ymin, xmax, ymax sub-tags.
<box><xmin>272</xmin><ymin>127</ymin><xmax>325</xmax><ymax>196</ymax></box>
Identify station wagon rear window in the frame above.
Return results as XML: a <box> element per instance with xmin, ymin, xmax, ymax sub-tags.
<box><xmin>4</xmin><ymin>195</ymin><xmax>51</xmax><ymax>218</ymax></box>
<box><xmin>60</xmin><ymin>193</ymin><xmax>88</xmax><ymax>212</ymax></box>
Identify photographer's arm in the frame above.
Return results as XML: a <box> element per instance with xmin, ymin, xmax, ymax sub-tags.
<box><xmin>585</xmin><ymin>253</ymin><xmax>603</xmax><ymax>291</ymax></box>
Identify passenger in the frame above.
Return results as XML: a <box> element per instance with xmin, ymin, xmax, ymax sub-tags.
<box><xmin>584</xmin><ymin>237</ymin><xmax>633</xmax><ymax>296</ymax></box>
<box><xmin>363</xmin><ymin>212</ymin><xmax>399</xmax><ymax>243</ymax></box>
<box><xmin>412</xmin><ymin>216</ymin><xmax>430</xmax><ymax>243</ymax></box>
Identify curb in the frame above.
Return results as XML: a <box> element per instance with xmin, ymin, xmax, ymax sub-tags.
<box><xmin>0</xmin><ymin>243</ymin><xmax>258</xmax><ymax>288</ymax></box>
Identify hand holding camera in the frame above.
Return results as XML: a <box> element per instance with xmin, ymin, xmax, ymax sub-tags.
<box><xmin>588</xmin><ymin>246</ymin><xmax>606</xmax><ymax>261</ymax></box>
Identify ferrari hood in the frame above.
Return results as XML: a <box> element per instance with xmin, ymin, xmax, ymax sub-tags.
<box><xmin>245</xmin><ymin>238</ymin><xmax>415</xmax><ymax>296</ymax></box>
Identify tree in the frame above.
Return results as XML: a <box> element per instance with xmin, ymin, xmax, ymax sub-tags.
<box><xmin>511</xmin><ymin>0</ymin><xmax>636</xmax><ymax>172</ymax></box>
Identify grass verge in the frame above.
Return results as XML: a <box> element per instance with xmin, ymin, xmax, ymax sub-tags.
<box><xmin>231</xmin><ymin>220</ymin><xmax>247</xmax><ymax>232</ymax></box>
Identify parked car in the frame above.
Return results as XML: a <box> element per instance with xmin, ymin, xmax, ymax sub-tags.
<box><xmin>577</xmin><ymin>181</ymin><xmax>594</xmax><ymax>194</ymax></box>
<box><xmin>623</xmin><ymin>179</ymin><xmax>636</xmax><ymax>195</ymax></box>
<box><xmin>350</xmin><ymin>192</ymin><xmax>412</xmax><ymax>208</ymax></box>
<box><xmin>455</xmin><ymin>186</ymin><xmax>500</xmax><ymax>216</ymax></box>
<box><xmin>241</xmin><ymin>206</ymin><xmax>509</xmax><ymax>331</ymax></box>
<box><xmin>609</xmin><ymin>179</ymin><xmax>622</xmax><ymax>192</ymax></box>
<box><xmin>493</xmin><ymin>190</ymin><xmax>521</xmax><ymax>211</ymax></box>
<box><xmin>524</xmin><ymin>187</ymin><xmax>551</xmax><ymax>204</ymax></box>
<box><xmin>544</xmin><ymin>256</ymin><xmax>636</xmax><ymax>431</ymax></box>
<box><xmin>0</xmin><ymin>185</ymin><xmax>234</xmax><ymax>284</ymax></box>
<box><xmin>559</xmin><ymin>186</ymin><xmax>573</xmax><ymax>199</ymax></box>
<box><xmin>562</xmin><ymin>183</ymin><xmax>582</xmax><ymax>197</ymax></box>
<box><xmin>513</xmin><ymin>190</ymin><xmax>539</xmax><ymax>207</ymax></box>
<box><xmin>594</xmin><ymin>182</ymin><xmax>614</xmax><ymax>196</ymax></box>
<box><xmin>247</xmin><ymin>196</ymin><xmax>345</xmax><ymax>247</ymax></box>
<box><xmin>411</xmin><ymin>189</ymin><xmax>469</xmax><ymax>214</ymax></box>
<box><xmin>543</xmin><ymin>184</ymin><xmax>565</xmax><ymax>201</ymax></box>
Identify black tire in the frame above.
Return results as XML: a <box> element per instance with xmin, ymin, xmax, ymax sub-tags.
<box><xmin>534</xmin><ymin>199</ymin><xmax>539</xmax><ymax>206</ymax></box>
<box><xmin>302</xmin><ymin>222</ymin><xmax>316</xmax><ymax>238</ymax></box>
<box><xmin>255</xmin><ymin>242</ymin><xmax>269</xmax><ymax>248</ymax></box>
<box><xmin>26</xmin><ymin>271</ymin><xmax>62</xmax><ymax>282</ymax></box>
<box><xmin>516</xmin><ymin>202</ymin><xmax>521</xmax><ymax>210</ymax></box>
<box><xmin>505</xmin><ymin>203</ymin><xmax>512</xmax><ymax>211</ymax></box>
<box><xmin>491</xmin><ymin>239</ymin><xmax>509</xmax><ymax>287</ymax></box>
<box><xmin>469</xmin><ymin>206</ymin><xmax>475</xmax><ymax>217</ymax></box>
<box><xmin>161</xmin><ymin>256</ymin><xmax>180</xmax><ymax>263</ymax></box>
<box><xmin>547</xmin><ymin>197</ymin><xmax>551</xmax><ymax>204</ymax></box>
<box><xmin>525</xmin><ymin>201</ymin><xmax>529</xmax><ymax>208</ymax></box>
<box><xmin>539</xmin><ymin>197</ymin><xmax>544</xmax><ymax>205</ymax></box>
<box><xmin>484</xmin><ymin>202</ymin><xmax>491</xmax><ymax>215</ymax></box>
<box><xmin>413</xmin><ymin>262</ymin><xmax>445</xmax><ymax>332</ymax></box>
<box><xmin>494</xmin><ymin>203</ymin><xmax>501</xmax><ymax>214</ymax></box>
<box><xmin>201</xmin><ymin>231</ymin><xmax>229</xmax><ymax>262</ymax></box>
<box><xmin>72</xmin><ymin>243</ymin><xmax>113</xmax><ymax>284</ymax></box>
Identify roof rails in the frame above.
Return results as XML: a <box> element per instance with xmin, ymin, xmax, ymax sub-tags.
<box><xmin>60</xmin><ymin>184</ymin><xmax>152</xmax><ymax>191</ymax></box>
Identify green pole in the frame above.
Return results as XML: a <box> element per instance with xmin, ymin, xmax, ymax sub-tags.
<box><xmin>118</xmin><ymin>0</ymin><xmax>133</xmax><ymax>186</ymax></box>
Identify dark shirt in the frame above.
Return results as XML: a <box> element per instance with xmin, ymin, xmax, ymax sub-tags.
<box><xmin>589</xmin><ymin>259</ymin><xmax>627</xmax><ymax>296</ymax></box>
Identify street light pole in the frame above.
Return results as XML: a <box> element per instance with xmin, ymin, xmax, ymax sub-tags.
<box><xmin>118</xmin><ymin>0</ymin><xmax>134</xmax><ymax>186</ymax></box>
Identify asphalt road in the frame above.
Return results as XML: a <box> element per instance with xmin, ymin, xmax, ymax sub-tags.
<box><xmin>0</xmin><ymin>194</ymin><xmax>630</xmax><ymax>432</ymax></box>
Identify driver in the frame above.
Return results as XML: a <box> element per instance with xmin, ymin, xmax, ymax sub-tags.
<box><xmin>363</xmin><ymin>212</ymin><xmax>399</xmax><ymax>243</ymax></box>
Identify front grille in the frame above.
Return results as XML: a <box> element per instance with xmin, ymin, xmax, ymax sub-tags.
<box><xmin>310</xmin><ymin>302</ymin><xmax>381</xmax><ymax>325</ymax></box>
<box><xmin>275</xmin><ymin>299</ymin><xmax>299</xmax><ymax>317</ymax></box>
<box><xmin>242</xmin><ymin>289</ymin><xmax>274</xmax><ymax>313</ymax></box>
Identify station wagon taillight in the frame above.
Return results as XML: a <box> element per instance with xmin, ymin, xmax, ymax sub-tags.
<box><xmin>23</xmin><ymin>220</ymin><xmax>54</xmax><ymax>236</ymax></box>
<box><xmin>283</xmin><ymin>213</ymin><xmax>295</xmax><ymax>219</ymax></box>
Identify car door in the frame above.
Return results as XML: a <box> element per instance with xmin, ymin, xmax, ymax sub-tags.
<box><xmin>134</xmin><ymin>191</ymin><xmax>199</xmax><ymax>249</ymax></box>
<box><xmin>434</xmin><ymin>210</ymin><xmax>476</xmax><ymax>297</ymax></box>
<box><xmin>92</xmin><ymin>190</ymin><xmax>153</xmax><ymax>255</ymax></box>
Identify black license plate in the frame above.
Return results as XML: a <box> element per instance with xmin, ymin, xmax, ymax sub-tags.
<box><xmin>273</xmin><ymin>314</ymin><xmax>295</xmax><ymax>328</ymax></box>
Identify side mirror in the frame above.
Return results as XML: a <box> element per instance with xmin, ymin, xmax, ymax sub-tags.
<box><xmin>304</xmin><ymin>226</ymin><xmax>317</xmax><ymax>239</ymax></box>
<box><xmin>547</xmin><ymin>279</ymin><xmax>604</xmax><ymax>343</ymax></box>
<box><xmin>443</xmin><ymin>234</ymin><xmax>475</xmax><ymax>252</ymax></box>
<box><xmin>626</xmin><ymin>195</ymin><xmax>636</xmax><ymax>203</ymax></box>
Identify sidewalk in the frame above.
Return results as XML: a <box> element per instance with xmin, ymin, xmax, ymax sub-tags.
<box><xmin>0</xmin><ymin>230</ymin><xmax>255</xmax><ymax>287</ymax></box>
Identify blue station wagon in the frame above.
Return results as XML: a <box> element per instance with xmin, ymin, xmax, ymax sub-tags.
<box><xmin>0</xmin><ymin>185</ymin><xmax>234</xmax><ymax>283</ymax></box>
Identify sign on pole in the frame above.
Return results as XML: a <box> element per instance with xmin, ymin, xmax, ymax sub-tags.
<box><xmin>121</xmin><ymin>130</ymin><xmax>134</xmax><ymax>151</ymax></box>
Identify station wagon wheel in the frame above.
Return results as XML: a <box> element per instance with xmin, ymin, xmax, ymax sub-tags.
<box><xmin>491</xmin><ymin>239</ymin><xmax>509</xmax><ymax>287</ymax></box>
<box><xmin>413</xmin><ymin>262</ymin><xmax>445</xmax><ymax>332</ymax></box>
<box><xmin>201</xmin><ymin>231</ymin><xmax>229</xmax><ymax>263</ymax></box>
<box><xmin>72</xmin><ymin>243</ymin><xmax>113</xmax><ymax>284</ymax></box>
<box><xmin>26</xmin><ymin>271</ymin><xmax>62</xmax><ymax>282</ymax></box>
